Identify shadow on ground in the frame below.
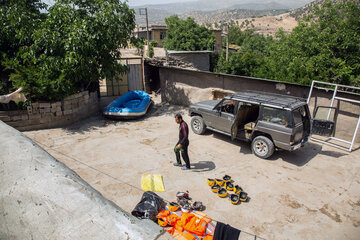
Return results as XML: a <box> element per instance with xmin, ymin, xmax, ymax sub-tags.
<box><xmin>190</xmin><ymin>161</ymin><xmax>216</xmax><ymax>172</ymax></box>
<box><xmin>274</xmin><ymin>142</ymin><xmax>348</xmax><ymax>166</ymax></box>
<box><xmin>62</xmin><ymin>102</ymin><xmax>187</xmax><ymax>135</ymax></box>
<box><xmin>209</xmin><ymin>131</ymin><xmax>349</xmax><ymax>167</ymax></box>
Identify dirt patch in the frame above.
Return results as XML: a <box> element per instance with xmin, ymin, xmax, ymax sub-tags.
<box><xmin>140</xmin><ymin>138</ymin><xmax>155</xmax><ymax>146</ymax></box>
<box><xmin>251</xmin><ymin>225</ymin><xmax>266</xmax><ymax>236</ymax></box>
<box><xmin>319</xmin><ymin>204</ymin><xmax>342</xmax><ymax>223</ymax></box>
<box><xmin>348</xmin><ymin>200</ymin><xmax>360</xmax><ymax>208</ymax></box>
<box><xmin>306</xmin><ymin>208</ymin><xmax>318</xmax><ymax>214</ymax></box>
<box><xmin>235</xmin><ymin>13</ymin><xmax>298</xmax><ymax>36</ymax></box>
<box><xmin>345</xmin><ymin>214</ymin><xmax>360</xmax><ymax>228</ymax></box>
<box><xmin>281</xmin><ymin>194</ymin><xmax>304</xmax><ymax>209</ymax></box>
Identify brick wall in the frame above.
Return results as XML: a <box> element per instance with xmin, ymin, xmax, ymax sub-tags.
<box><xmin>0</xmin><ymin>91</ymin><xmax>99</xmax><ymax>131</ymax></box>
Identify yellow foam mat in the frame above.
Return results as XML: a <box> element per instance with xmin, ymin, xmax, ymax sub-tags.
<box><xmin>141</xmin><ymin>174</ymin><xmax>165</xmax><ymax>192</ymax></box>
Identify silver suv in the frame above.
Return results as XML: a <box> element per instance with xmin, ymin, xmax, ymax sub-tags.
<box><xmin>189</xmin><ymin>91</ymin><xmax>312</xmax><ymax>159</ymax></box>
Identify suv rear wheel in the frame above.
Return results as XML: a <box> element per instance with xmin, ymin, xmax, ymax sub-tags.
<box><xmin>191</xmin><ymin>116</ymin><xmax>206</xmax><ymax>135</ymax></box>
<box><xmin>251</xmin><ymin>136</ymin><xmax>274</xmax><ymax>159</ymax></box>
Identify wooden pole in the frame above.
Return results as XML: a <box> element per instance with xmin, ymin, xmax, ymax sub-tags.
<box><xmin>145</xmin><ymin>8</ymin><xmax>150</xmax><ymax>57</ymax></box>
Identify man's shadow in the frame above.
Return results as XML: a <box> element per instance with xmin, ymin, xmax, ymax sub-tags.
<box><xmin>190</xmin><ymin>161</ymin><xmax>216</xmax><ymax>172</ymax></box>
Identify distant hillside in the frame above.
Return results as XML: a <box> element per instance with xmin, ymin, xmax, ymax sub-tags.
<box><xmin>132</xmin><ymin>0</ymin><xmax>314</xmax><ymax>13</ymax></box>
<box><xmin>233</xmin><ymin>13</ymin><xmax>298</xmax><ymax>36</ymax></box>
<box><xmin>135</xmin><ymin>8</ymin><xmax>174</xmax><ymax>25</ymax></box>
<box><xmin>181</xmin><ymin>9</ymin><xmax>289</xmax><ymax>26</ymax></box>
<box><xmin>134</xmin><ymin>0</ymin><xmax>314</xmax><ymax>25</ymax></box>
<box><xmin>135</xmin><ymin>8</ymin><xmax>290</xmax><ymax>26</ymax></box>
<box><xmin>289</xmin><ymin>0</ymin><xmax>354</xmax><ymax>19</ymax></box>
<box><xmin>229</xmin><ymin>2</ymin><xmax>289</xmax><ymax>10</ymax></box>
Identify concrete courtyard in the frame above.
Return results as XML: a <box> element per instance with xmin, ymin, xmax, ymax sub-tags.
<box><xmin>23</xmin><ymin>98</ymin><xmax>360</xmax><ymax>240</ymax></box>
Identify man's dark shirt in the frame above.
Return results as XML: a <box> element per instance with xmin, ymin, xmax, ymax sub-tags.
<box><xmin>177</xmin><ymin>120</ymin><xmax>189</xmax><ymax>146</ymax></box>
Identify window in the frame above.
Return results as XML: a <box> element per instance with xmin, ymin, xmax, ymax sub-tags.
<box><xmin>160</xmin><ymin>32</ymin><xmax>166</xmax><ymax>40</ymax></box>
<box><xmin>220</xmin><ymin>99</ymin><xmax>236</xmax><ymax>114</ymax></box>
<box><xmin>262</xmin><ymin>107</ymin><xmax>288</xmax><ymax>126</ymax></box>
<box><xmin>293</xmin><ymin>106</ymin><xmax>307</xmax><ymax>125</ymax></box>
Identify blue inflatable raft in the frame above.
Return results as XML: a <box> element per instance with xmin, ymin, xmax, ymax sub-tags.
<box><xmin>103</xmin><ymin>91</ymin><xmax>152</xmax><ymax>118</ymax></box>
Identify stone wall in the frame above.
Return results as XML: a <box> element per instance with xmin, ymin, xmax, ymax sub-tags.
<box><xmin>167</xmin><ymin>51</ymin><xmax>211</xmax><ymax>71</ymax></box>
<box><xmin>0</xmin><ymin>91</ymin><xmax>99</xmax><ymax>131</ymax></box>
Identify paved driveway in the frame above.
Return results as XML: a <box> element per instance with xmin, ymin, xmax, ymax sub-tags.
<box><xmin>24</xmin><ymin>100</ymin><xmax>360</xmax><ymax>240</ymax></box>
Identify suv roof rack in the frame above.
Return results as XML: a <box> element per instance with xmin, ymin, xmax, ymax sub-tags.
<box><xmin>228</xmin><ymin>91</ymin><xmax>306</xmax><ymax>110</ymax></box>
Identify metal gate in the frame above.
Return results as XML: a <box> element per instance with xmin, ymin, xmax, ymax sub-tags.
<box><xmin>307</xmin><ymin>80</ymin><xmax>360</xmax><ymax>152</ymax></box>
<box><xmin>100</xmin><ymin>57</ymin><xmax>144</xmax><ymax>97</ymax></box>
<box><xmin>128</xmin><ymin>62</ymin><xmax>144</xmax><ymax>91</ymax></box>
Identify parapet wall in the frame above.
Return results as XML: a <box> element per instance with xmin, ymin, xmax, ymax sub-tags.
<box><xmin>0</xmin><ymin>121</ymin><xmax>166</xmax><ymax>240</ymax></box>
<box><xmin>0</xmin><ymin>91</ymin><xmax>99</xmax><ymax>131</ymax></box>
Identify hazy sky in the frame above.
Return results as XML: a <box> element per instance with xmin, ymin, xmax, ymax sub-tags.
<box><xmin>127</xmin><ymin>0</ymin><xmax>194</xmax><ymax>6</ymax></box>
<box><xmin>43</xmin><ymin>0</ymin><xmax>195</xmax><ymax>7</ymax></box>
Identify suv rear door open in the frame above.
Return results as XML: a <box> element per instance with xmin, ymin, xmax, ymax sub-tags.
<box><xmin>311</xmin><ymin>106</ymin><xmax>338</xmax><ymax>137</ymax></box>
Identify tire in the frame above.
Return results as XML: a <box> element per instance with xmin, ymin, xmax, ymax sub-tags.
<box><xmin>191</xmin><ymin>116</ymin><xmax>206</xmax><ymax>135</ymax></box>
<box><xmin>251</xmin><ymin>136</ymin><xmax>274</xmax><ymax>159</ymax></box>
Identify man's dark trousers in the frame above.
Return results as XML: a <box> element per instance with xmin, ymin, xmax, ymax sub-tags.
<box><xmin>175</xmin><ymin>143</ymin><xmax>190</xmax><ymax>168</ymax></box>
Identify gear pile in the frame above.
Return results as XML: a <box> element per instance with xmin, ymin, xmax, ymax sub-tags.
<box><xmin>176</xmin><ymin>191</ymin><xmax>205</xmax><ymax>212</ymax></box>
<box><xmin>207</xmin><ymin>175</ymin><xmax>249</xmax><ymax>205</ymax></box>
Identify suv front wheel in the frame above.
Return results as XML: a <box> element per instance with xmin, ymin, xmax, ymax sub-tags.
<box><xmin>251</xmin><ymin>136</ymin><xmax>274</xmax><ymax>159</ymax></box>
<box><xmin>191</xmin><ymin>116</ymin><xmax>206</xmax><ymax>135</ymax></box>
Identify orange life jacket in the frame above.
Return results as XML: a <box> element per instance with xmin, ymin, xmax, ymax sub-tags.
<box><xmin>179</xmin><ymin>212</ymin><xmax>195</xmax><ymax>227</ymax></box>
<box><xmin>157</xmin><ymin>210</ymin><xmax>182</xmax><ymax>227</ymax></box>
<box><xmin>202</xmin><ymin>235</ymin><xmax>214</xmax><ymax>240</ymax></box>
<box><xmin>156</xmin><ymin>210</ymin><xmax>170</xmax><ymax>219</ymax></box>
<box><xmin>184</xmin><ymin>216</ymin><xmax>208</xmax><ymax>236</ymax></box>
<box><xmin>168</xmin><ymin>214</ymin><xmax>181</xmax><ymax>226</ymax></box>
<box><xmin>182</xmin><ymin>232</ymin><xmax>196</xmax><ymax>240</ymax></box>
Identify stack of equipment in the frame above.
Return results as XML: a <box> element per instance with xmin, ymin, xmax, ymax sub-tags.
<box><xmin>207</xmin><ymin>175</ymin><xmax>250</xmax><ymax>205</ymax></box>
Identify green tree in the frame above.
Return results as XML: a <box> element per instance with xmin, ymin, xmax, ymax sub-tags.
<box><xmin>163</xmin><ymin>16</ymin><xmax>215</xmax><ymax>51</ymax></box>
<box><xmin>0</xmin><ymin>0</ymin><xmax>46</xmax><ymax>94</ymax></box>
<box><xmin>215</xmin><ymin>34</ymin><xmax>270</xmax><ymax>76</ymax></box>
<box><xmin>228</xmin><ymin>25</ymin><xmax>255</xmax><ymax>46</ymax></box>
<box><xmin>0</xmin><ymin>0</ymin><xmax>46</xmax><ymax>58</ymax></box>
<box><xmin>261</xmin><ymin>0</ymin><xmax>360</xmax><ymax>86</ymax></box>
<box><xmin>149</xmin><ymin>40</ymin><xmax>158</xmax><ymax>58</ymax></box>
<box><xmin>3</xmin><ymin>0</ymin><xmax>135</xmax><ymax>101</ymax></box>
<box><xmin>215</xmin><ymin>1</ymin><xmax>360</xmax><ymax>87</ymax></box>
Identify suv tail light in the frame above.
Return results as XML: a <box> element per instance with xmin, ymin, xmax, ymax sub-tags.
<box><xmin>290</xmin><ymin>134</ymin><xmax>294</xmax><ymax>145</ymax></box>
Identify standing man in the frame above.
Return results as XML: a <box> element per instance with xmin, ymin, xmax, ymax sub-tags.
<box><xmin>174</xmin><ymin>113</ymin><xmax>191</xmax><ymax>170</ymax></box>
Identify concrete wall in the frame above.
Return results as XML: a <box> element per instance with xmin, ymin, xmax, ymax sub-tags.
<box><xmin>159</xmin><ymin>67</ymin><xmax>360</xmax><ymax>144</ymax></box>
<box><xmin>211</xmin><ymin>30</ymin><xmax>222</xmax><ymax>52</ymax></box>
<box><xmin>0</xmin><ymin>91</ymin><xmax>99</xmax><ymax>131</ymax></box>
<box><xmin>168</xmin><ymin>52</ymin><xmax>211</xmax><ymax>71</ymax></box>
<box><xmin>0</xmin><ymin>121</ymin><xmax>167</xmax><ymax>240</ymax></box>
<box><xmin>152</xmin><ymin>29</ymin><xmax>166</xmax><ymax>47</ymax></box>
